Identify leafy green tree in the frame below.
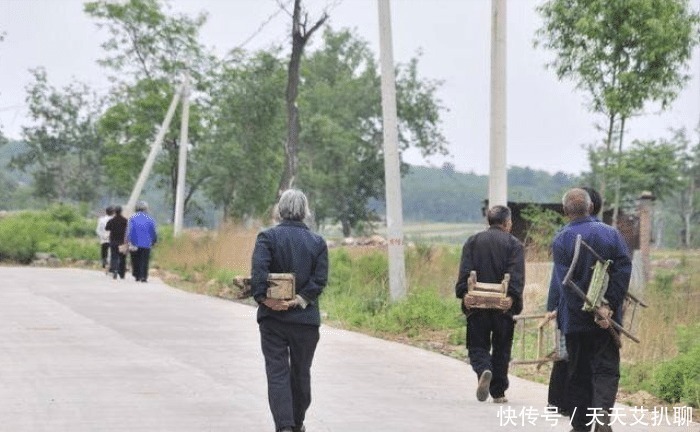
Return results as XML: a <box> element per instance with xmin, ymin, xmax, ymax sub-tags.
<box><xmin>12</xmin><ymin>68</ymin><xmax>104</xmax><ymax>203</ymax></box>
<box><xmin>536</xmin><ymin>0</ymin><xmax>700</xmax><ymax>221</ymax></box>
<box><xmin>298</xmin><ymin>29</ymin><xmax>447</xmax><ymax>236</ymax></box>
<box><xmin>84</xmin><ymin>0</ymin><xmax>210</xmax><ymax>83</ymax></box>
<box><xmin>662</xmin><ymin>128</ymin><xmax>700</xmax><ymax>248</ymax></box>
<box><xmin>97</xmin><ymin>78</ymin><xmax>207</xmax><ymax>215</ymax></box>
<box><xmin>201</xmin><ymin>50</ymin><xmax>287</xmax><ymax>220</ymax></box>
<box><xmin>85</xmin><ymin>0</ymin><xmax>214</xmax><ymax>219</ymax></box>
<box><xmin>617</xmin><ymin>138</ymin><xmax>684</xmax><ymax>205</ymax></box>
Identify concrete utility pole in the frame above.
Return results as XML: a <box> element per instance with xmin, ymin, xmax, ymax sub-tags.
<box><xmin>378</xmin><ymin>0</ymin><xmax>407</xmax><ymax>301</ymax></box>
<box><xmin>125</xmin><ymin>84</ymin><xmax>183</xmax><ymax>216</ymax></box>
<box><xmin>173</xmin><ymin>73</ymin><xmax>191</xmax><ymax>237</ymax></box>
<box><xmin>488</xmin><ymin>0</ymin><xmax>508</xmax><ymax>207</ymax></box>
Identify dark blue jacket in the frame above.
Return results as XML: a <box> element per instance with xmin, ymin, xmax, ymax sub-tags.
<box><xmin>251</xmin><ymin>220</ymin><xmax>328</xmax><ymax>326</ymax></box>
<box><xmin>549</xmin><ymin>216</ymin><xmax>632</xmax><ymax>335</ymax></box>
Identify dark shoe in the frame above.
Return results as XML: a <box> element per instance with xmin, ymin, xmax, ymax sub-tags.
<box><xmin>476</xmin><ymin>369</ymin><xmax>492</xmax><ymax>402</ymax></box>
<box><xmin>279</xmin><ymin>428</ymin><xmax>294</xmax><ymax>432</ymax></box>
<box><xmin>594</xmin><ymin>411</ymin><xmax>613</xmax><ymax>432</ymax></box>
<box><xmin>293</xmin><ymin>425</ymin><xmax>306</xmax><ymax>432</ymax></box>
<box><xmin>112</xmin><ymin>272</ymin><xmax>117</xmax><ymax>279</ymax></box>
<box><xmin>141</xmin><ymin>279</ymin><xmax>147</xmax><ymax>283</ymax></box>
<box><xmin>492</xmin><ymin>396</ymin><xmax>508</xmax><ymax>403</ymax></box>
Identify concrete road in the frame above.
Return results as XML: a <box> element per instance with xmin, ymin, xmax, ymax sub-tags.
<box><xmin>0</xmin><ymin>267</ymin><xmax>695</xmax><ymax>432</ymax></box>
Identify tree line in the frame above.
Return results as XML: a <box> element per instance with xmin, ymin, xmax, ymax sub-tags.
<box><xmin>1</xmin><ymin>0</ymin><xmax>700</xmax><ymax>246</ymax></box>
<box><xmin>1</xmin><ymin>0</ymin><xmax>446</xmax><ymax>237</ymax></box>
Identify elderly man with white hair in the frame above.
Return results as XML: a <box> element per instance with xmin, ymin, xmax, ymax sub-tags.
<box><xmin>250</xmin><ymin>189</ymin><xmax>328</xmax><ymax>432</ymax></box>
<box><xmin>548</xmin><ymin>188</ymin><xmax>632</xmax><ymax>432</ymax></box>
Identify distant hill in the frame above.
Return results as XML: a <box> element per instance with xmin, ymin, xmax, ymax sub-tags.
<box><xmin>1</xmin><ymin>140</ymin><xmax>579</xmax><ymax>224</ymax></box>
<box><xmin>397</xmin><ymin>164</ymin><xmax>578</xmax><ymax>223</ymax></box>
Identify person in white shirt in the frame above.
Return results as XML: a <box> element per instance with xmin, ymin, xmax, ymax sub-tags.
<box><xmin>96</xmin><ymin>206</ymin><xmax>114</xmax><ymax>269</ymax></box>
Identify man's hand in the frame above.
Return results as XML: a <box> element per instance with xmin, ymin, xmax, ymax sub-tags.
<box><xmin>546</xmin><ymin>310</ymin><xmax>557</xmax><ymax>321</ymax></box>
<box><xmin>595</xmin><ymin>305</ymin><xmax>613</xmax><ymax>329</ymax></box>
<box><xmin>262</xmin><ymin>298</ymin><xmax>289</xmax><ymax>311</ymax></box>
<box><xmin>499</xmin><ymin>296</ymin><xmax>513</xmax><ymax>310</ymax></box>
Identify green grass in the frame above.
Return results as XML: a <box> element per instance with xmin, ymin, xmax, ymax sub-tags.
<box><xmin>321</xmin><ymin>248</ymin><xmax>464</xmax><ymax>337</ymax></box>
<box><xmin>0</xmin><ymin>205</ymin><xmax>98</xmax><ymax>263</ymax></box>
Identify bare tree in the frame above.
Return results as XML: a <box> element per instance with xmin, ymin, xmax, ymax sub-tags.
<box><xmin>277</xmin><ymin>0</ymin><xmax>328</xmax><ymax>196</ymax></box>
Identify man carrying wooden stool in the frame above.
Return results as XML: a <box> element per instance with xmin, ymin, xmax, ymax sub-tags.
<box><xmin>455</xmin><ymin>205</ymin><xmax>525</xmax><ymax>403</ymax></box>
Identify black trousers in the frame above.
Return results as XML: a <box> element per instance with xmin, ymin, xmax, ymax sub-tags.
<box><xmin>548</xmin><ymin>359</ymin><xmax>570</xmax><ymax>414</ymax></box>
<box><xmin>566</xmin><ymin>329</ymin><xmax>620</xmax><ymax>431</ymax></box>
<box><xmin>100</xmin><ymin>242</ymin><xmax>110</xmax><ymax>267</ymax></box>
<box><xmin>132</xmin><ymin>247</ymin><xmax>151</xmax><ymax>281</ymax></box>
<box><xmin>259</xmin><ymin>318</ymin><xmax>319</xmax><ymax>431</ymax></box>
<box><xmin>466</xmin><ymin>310</ymin><xmax>515</xmax><ymax>398</ymax></box>
<box><xmin>108</xmin><ymin>243</ymin><xmax>126</xmax><ymax>278</ymax></box>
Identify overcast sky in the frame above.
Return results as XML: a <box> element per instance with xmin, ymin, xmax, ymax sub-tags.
<box><xmin>1</xmin><ymin>0</ymin><xmax>699</xmax><ymax>176</ymax></box>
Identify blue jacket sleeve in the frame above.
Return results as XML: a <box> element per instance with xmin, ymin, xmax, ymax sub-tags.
<box><xmin>547</xmin><ymin>263</ymin><xmax>563</xmax><ymax>312</ymax></box>
<box><xmin>605</xmin><ymin>231</ymin><xmax>632</xmax><ymax>314</ymax></box>
<box><xmin>298</xmin><ymin>241</ymin><xmax>328</xmax><ymax>304</ymax></box>
<box><xmin>150</xmin><ymin>220</ymin><xmax>157</xmax><ymax>245</ymax></box>
<box><xmin>251</xmin><ymin>231</ymin><xmax>273</xmax><ymax>301</ymax></box>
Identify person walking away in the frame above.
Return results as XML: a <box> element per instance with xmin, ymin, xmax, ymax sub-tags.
<box><xmin>549</xmin><ymin>188</ymin><xmax>631</xmax><ymax>432</ymax></box>
<box><xmin>455</xmin><ymin>205</ymin><xmax>525</xmax><ymax>403</ymax></box>
<box><xmin>96</xmin><ymin>205</ymin><xmax>114</xmax><ymax>270</ymax></box>
<box><xmin>251</xmin><ymin>189</ymin><xmax>328</xmax><ymax>432</ymax></box>
<box><xmin>127</xmin><ymin>201</ymin><xmax>157</xmax><ymax>282</ymax></box>
<box><xmin>105</xmin><ymin>205</ymin><xmax>127</xmax><ymax>279</ymax></box>
<box><xmin>547</xmin><ymin>186</ymin><xmax>603</xmax><ymax>417</ymax></box>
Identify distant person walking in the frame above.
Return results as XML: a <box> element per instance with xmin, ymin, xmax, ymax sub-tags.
<box><xmin>127</xmin><ymin>201</ymin><xmax>157</xmax><ymax>283</ymax></box>
<box><xmin>96</xmin><ymin>205</ymin><xmax>114</xmax><ymax>269</ymax></box>
<box><xmin>455</xmin><ymin>205</ymin><xmax>525</xmax><ymax>404</ymax></box>
<box><xmin>251</xmin><ymin>189</ymin><xmax>328</xmax><ymax>432</ymax></box>
<box><xmin>105</xmin><ymin>205</ymin><xmax>128</xmax><ymax>280</ymax></box>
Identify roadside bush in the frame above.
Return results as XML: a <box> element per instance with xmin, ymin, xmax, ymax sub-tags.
<box><xmin>0</xmin><ymin>216</ymin><xmax>42</xmax><ymax>263</ymax></box>
<box><xmin>0</xmin><ymin>205</ymin><xmax>97</xmax><ymax>263</ymax></box>
<box><xmin>653</xmin><ymin>324</ymin><xmax>700</xmax><ymax>407</ymax></box>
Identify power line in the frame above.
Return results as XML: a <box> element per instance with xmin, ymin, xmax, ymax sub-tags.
<box><xmin>233</xmin><ymin>0</ymin><xmax>293</xmax><ymax>51</ymax></box>
<box><xmin>233</xmin><ymin>0</ymin><xmax>343</xmax><ymax>52</ymax></box>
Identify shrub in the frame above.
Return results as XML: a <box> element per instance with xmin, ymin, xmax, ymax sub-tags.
<box><xmin>521</xmin><ymin>205</ymin><xmax>565</xmax><ymax>259</ymax></box>
<box><xmin>0</xmin><ymin>206</ymin><xmax>97</xmax><ymax>263</ymax></box>
<box><xmin>0</xmin><ymin>216</ymin><xmax>42</xmax><ymax>263</ymax></box>
<box><xmin>653</xmin><ymin>324</ymin><xmax>700</xmax><ymax>407</ymax></box>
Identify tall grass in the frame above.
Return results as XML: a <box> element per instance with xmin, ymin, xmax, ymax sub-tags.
<box><xmin>155</xmin><ymin>222</ymin><xmax>260</xmax><ymax>282</ymax></box>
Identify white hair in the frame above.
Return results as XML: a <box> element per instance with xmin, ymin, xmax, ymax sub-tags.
<box><xmin>562</xmin><ymin>188</ymin><xmax>591</xmax><ymax>218</ymax></box>
<box><xmin>277</xmin><ymin>189</ymin><xmax>309</xmax><ymax>222</ymax></box>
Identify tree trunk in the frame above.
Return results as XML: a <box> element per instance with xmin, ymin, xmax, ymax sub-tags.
<box><xmin>598</xmin><ymin>113</ymin><xmax>616</xmax><ymax>218</ymax></box>
<box><xmin>341</xmin><ymin>218</ymin><xmax>351</xmax><ymax>237</ymax></box>
<box><xmin>277</xmin><ymin>0</ymin><xmax>327</xmax><ymax>198</ymax></box>
<box><xmin>612</xmin><ymin>116</ymin><xmax>626</xmax><ymax>227</ymax></box>
<box><xmin>683</xmin><ymin>177</ymin><xmax>694</xmax><ymax>247</ymax></box>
